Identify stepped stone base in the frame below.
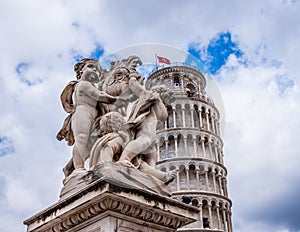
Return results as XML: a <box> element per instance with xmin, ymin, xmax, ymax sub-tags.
<box><xmin>24</xmin><ymin>162</ymin><xmax>199</xmax><ymax>232</ymax></box>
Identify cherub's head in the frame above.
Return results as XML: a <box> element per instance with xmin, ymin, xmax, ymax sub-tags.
<box><xmin>99</xmin><ymin>112</ymin><xmax>125</xmax><ymax>136</ymax></box>
<box><xmin>74</xmin><ymin>58</ymin><xmax>102</xmax><ymax>82</ymax></box>
<box><xmin>151</xmin><ymin>85</ymin><xmax>175</xmax><ymax>105</ymax></box>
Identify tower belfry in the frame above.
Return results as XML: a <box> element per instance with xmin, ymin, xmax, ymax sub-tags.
<box><xmin>146</xmin><ymin>64</ymin><xmax>233</xmax><ymax>232</ymax></box>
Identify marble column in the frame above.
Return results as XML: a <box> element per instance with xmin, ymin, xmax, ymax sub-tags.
<box><xmin>172</xmin><ymin>107</ymin><xmax>177</xmax><ymax>128</ymax></box>
<box><xmin>208</xmin><ymin>203</ymin><xmax>212</xmax><ymax>229</ymax></box>
<box><xmin>208</xmin><ymin>139</ymin><xmax>213</xmax><ymax>160</ymax></box>
<box><xmin>184</xmin><ymin>135</ymin><xmax>188</xmax><ymax>155</ymax></box>
<box><xmin>205</xmin><ymin>168</ymin><xmax>209</xmax><ymax>191</ymax></box>
<box><xmin>193</xmin><ymin>136</ymin><xmax>197</xmax><ymax>157</ymax></box>
<box><xmin>212</xmin><ymin>170</ymin><xmax>217</xmax><ymax>193</ymax></box>
<box><xmin>186</xmin><ymin>168</ymin><xmax>190</xmax><ymax>190</ymax></box>
<box><xmin>199</xmin><ymin>203</ymin><xmax>204</xmax><ymax>229</ymax></box>
<box><xmin>216</xmin><ymin>206</ymin><xmax>221</xmax><ymax>230</ymax></box>
<box><xmin>198</xmin><ymin>108</ymin><xmax>203</xmax><ymax>128</ymax></box>
<box><xmin>191</xmin><ymin>107</ymin><xmax>195</xmax><ymax>128</ymax></box>
<box><xmin>214</xmin><ymin>144</ymin><xmax>219</xmax><ymax>162</ymax></box>
<box><xmin>165</xmin><ymin>138</ymin><xmax>169</xmax><ymax>158</ymax></box>
<box><xmin>182</xmin><ymin>106</ymin><xmax>186</xmax><ymax>127</ymax></box>
<box><xmin>205</xmin><ymin>110</ymin><xmax>210</xmax><ymax>131</ymax></box>
<box><xmin>174</xmin><ymin>136</ymin><xmax>178</xmax><ymax>158</ymax></box>
<box><xmin>222</xmin><ymin>208</ymin><xmax>227</xmax><ymax>231</ymax></box>
<box><xmin>196</xmin><ymin>168</ymin><xmax>200</xmax><ymax>190</ymax></box>
<box><xmin>201</xmin><ymin>137</ymin><xmax>206</xmax><ymax>158</ymax></box>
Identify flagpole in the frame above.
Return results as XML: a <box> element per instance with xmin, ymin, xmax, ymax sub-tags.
<box><xmin>155</xmin><ymin>53</ymin><xmax>158</xmax><ymax>69</ymax></box>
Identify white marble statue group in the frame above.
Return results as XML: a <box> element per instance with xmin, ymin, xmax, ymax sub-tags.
<box><xmin>57</xmin><ymin>56</ymin><xmax>176</xmax><ymax>184</ymax></box>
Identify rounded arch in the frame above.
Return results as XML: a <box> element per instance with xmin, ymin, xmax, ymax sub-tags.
<box><xmin>188</xmin><ymin>163</ymin><xmax>197</xmax><ymax>190</ymax></box>
<box><xmin>191</xmin><ymin>198</ymin><xmax>199</xmax><ymax>207</ymax></box>
<box><xmin>185</xmin><ymin>82</ymin><xmax>197</xmax><ymax>97</ymax></box>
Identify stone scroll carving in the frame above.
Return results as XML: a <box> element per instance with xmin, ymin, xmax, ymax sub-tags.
<box><xmin>57</xmin><ymin>56</ymin><xmax>177</xmax><ymax>196</ymax></box>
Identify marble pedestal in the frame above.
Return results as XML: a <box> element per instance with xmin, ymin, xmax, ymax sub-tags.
<box><xmin>24</xmin><ymin>162</ymin><xmax>199</xmax><ymax>232</ymax></box>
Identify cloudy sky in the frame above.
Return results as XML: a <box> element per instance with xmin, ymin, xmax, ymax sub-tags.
<box><xmin>1</xmin><ymin>0</ymin><xmax>300</xmax><ymax>231</ymax></box>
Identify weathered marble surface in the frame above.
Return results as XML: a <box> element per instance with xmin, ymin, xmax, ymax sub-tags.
<box><xmin>60</xmin><ymin>161</ymin><xmax>171</xmax><ymax>199</ymax></box>
<box><xmin>24</xmin><ymin>162</ymin><xmax>199</xmax><ymax>232</ymax></box>
<box><xmin>57</xmin><ymin>56</ymin><xmax>176</xmax><ymax>193</ymax></box>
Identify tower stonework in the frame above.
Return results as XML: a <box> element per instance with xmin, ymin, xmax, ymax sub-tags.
<box><xmin>146</xmin><ymin>65</ymin><xmax>233</xmax><ymax>232</ymax></box>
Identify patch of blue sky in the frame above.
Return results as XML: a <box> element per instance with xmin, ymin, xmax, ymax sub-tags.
<box><xmin>99</xmin><ymin>53</ymin><xmax>122</xmax><ymax>70</ymax></box>
<box><xmin>16</xmin><ymin>62</ymin><xmax>30</xmax><ymax>75</ymax></box>
<box><xmin>15</xmin><ymin>62</ymin><xmax>42</xmax><ymax>86</ymax></box>
<box><xmin>188</xmin><ymin>31</ymin><xmax>243</xmax><ymax>75</ymax></box>
<box><xmin>71</xmin><ymin>49</ymin><xmax>84</xmax><ymax>63</ymax></box>
<box><xmin>72</xmin><ymin>44</ymin><xmax>104</xmax><ymax>63</ymax></box>
<box><xmin>137</xmin><ymin>64</ymin><xmax>156</xmax><ymax>79</ymax></box>
<box><xmin>184</xmin><ymin>52</ymin><xmax>210</xmax><ymax>76</ymax></box>
<box><xmin>90</xmin><ymin>44</ymin><xmax>104</xmax><ymax>59</ymax></box>
<box><xmin>276</xmin><ymin>74</ymin><xmax>294</xmax><ymax>95</ymax></box>
<box><xmin>0</xmin><ymin>136</ymin><xmax>14</xmax><ymax>157</ymax></box>
<box><xmin>72</xmin><ymin>21</ymin><xmax>80</xmax><ymax>28</ymax></box>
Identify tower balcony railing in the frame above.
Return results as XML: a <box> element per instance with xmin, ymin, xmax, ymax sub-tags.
<box><xmin>148</xmin><ymin>62</ymin><xmax>205</xmax><ymax>77</ymax></box>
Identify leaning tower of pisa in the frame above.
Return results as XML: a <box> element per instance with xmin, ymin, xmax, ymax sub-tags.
<box><xmin>145</xmin><ymin>64</ymin><xmax>233</xmax><ymax>232</ymax></box>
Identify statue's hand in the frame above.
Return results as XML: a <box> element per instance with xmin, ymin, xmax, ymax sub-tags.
<box><xmin>129</xmin><ymin>72</ymin><xmax>144</xmax><ymax>85</ymax></box>
<box><xmin>115</xmin><ymin>96</ymin><xmax>129</xmax><ymax>107</ymax></box>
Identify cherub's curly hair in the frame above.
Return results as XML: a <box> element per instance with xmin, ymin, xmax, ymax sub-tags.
<box><xmin>74</xmin><ymin>58</ymin><xmax>99</xmax><ymax>79</ymax></box>
<box><xmin>99</xmin><ymin>112</ymin><xmax>125</xmax><ymax>135</ymax></box>
<box><xmin>151</xmin><ymin>85</ymin><xmax>175</xmax><ymax>104</ymax></box>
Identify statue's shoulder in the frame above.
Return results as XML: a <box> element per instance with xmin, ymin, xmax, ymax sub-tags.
<box><xmin>60</xmin><ymin>80</ymin><xmax>79</xmax><ymax>113</ymax></box>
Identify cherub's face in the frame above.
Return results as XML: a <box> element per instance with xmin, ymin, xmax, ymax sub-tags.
<box><xmin>81</xmin><ymin>61</ymin><xmax>101</xmax><ymax>83</ymax></box>
<box><xmin>114</xmin><ymin>67</ymin><xmax>129</xmax><ymax>83</ymax></box>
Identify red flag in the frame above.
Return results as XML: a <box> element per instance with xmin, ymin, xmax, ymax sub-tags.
<box><xmin>157</xmin><ymin>55</ymin><xmax>171</xmax><ymax>65</ymax></box>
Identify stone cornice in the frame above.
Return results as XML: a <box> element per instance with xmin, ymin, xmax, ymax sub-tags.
<box><xmin>24</xmin><ymin>169</ymin><xmax>199</xmax><ymax>232</ymax></box>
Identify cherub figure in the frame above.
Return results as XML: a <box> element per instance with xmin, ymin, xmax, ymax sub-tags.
<box><xmin>116</xmin><ymin>72</ymin><xmax>177</xmax><ymax>183</ymax></box>
<box><xmin>57</xmin><ymin>58</ymin><xmax>124</xmax><ymax>177</ymax></box>
<box><xmin>89</xmin><ymin>111</ymin><xmax>176</xmax><ymax>184</ymax></box>
<box><xmin>89</xmin><ymin>111</ymin><xmax>129</xmax><ymax>166</ymax></box>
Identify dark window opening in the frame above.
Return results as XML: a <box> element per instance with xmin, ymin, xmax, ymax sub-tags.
<box><xmin>174</xmin><ymin>76</ymin><xmax>180</xmax><ymax>87</ymax></box>
<box><xmin>203</xmin><ymin>217</ymin><xmax>210</xmax><ymax>228</ymax></box>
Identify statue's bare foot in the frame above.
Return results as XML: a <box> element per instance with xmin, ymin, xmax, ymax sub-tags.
<box><xmin>117</xmin><ymin>160</ymin><xmax>137</xmax><ymax>169</ymax></box>
<box><xmin>164</xmin><ymin>169</ymin><xmax>178</xmax><ymax>184</ymax></box>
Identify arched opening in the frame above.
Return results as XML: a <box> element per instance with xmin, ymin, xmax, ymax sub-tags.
<box><xmin>202</xmin><ymin>199</ymin><xmax>210</xmax><ymax>229</ymax></box>
<box><xmin>173</xmin><ymin>75</ymin><xmax>180</xmax><ymax>88</ymax></box>
<box><xmin>167</xmin><ymin>105</ymin><xmax>173</xmax><ymax>128</ymax></box>
<box><xmin>201</xmin><ymin>106</ymin><xmax>207</xmax><ymax>130</ymax></box>
<box><xmin>194</xmin><ymin>104</ymin><xmax>199</xmax><ymax>128</ymax></box>
<box><xmin>179</xmin><ymin>165</ymin><xmax>187</xmax><ymax>190</ymax></box>
<box><xmin>188</xmin><ymin>164</ymin><xmax>197</xmax><ymax>190</ymax></box>
<box><xmin>168</xmin><ymin>135</ymin><xmax>175</xmax><ymax>158</ymax></box>
<box><xmin>199</xmin><ymin>165</ymin><xmax>206</xmax><ymax>191</ymax></box>
<box><xmin>169</xmin><ymin>165</ymin><xmax>178</xmax><ymax>191</ymax></box>
<box><xmin>191</xmin><ymin>198</ymin><xmax>199</xmax><ymax>207</ymax></box>
<box><xmin>185</xmin><ymin>82</ymin><xmax>197</xmax><ymax>97</ymax></box>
